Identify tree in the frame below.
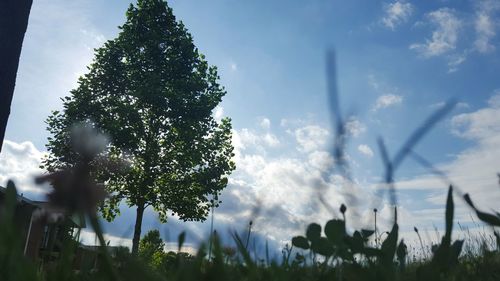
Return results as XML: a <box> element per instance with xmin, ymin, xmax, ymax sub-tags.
<box><xmin>139</xmin><ymin>229</ymin><xmax>165</xmax><ymax>265</ymax></box>
<box><xmin>0</xmin><ymin>0</ymin><xmax>33</xmax><ymax>153</ymax></box>
<box><xmin>42</xmin><ymin>0</ymin><xmax>235</xmax><ymax>254</ymax></box>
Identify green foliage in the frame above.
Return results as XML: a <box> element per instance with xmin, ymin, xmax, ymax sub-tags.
<box><xmin>291</xmin><ymin>236</ymin><xmax>309</xmax><ymax>250</ymax></box>
<box><xmin>324</xmin><ymin>219</ymin><xmax>345</xmax><ymax>245</ymax></box>
<box><xmin>41</xmin><ymin>0</ymin><xmax>235</xmax><ymax>253</ymax></box>
<box><xmin>305</xmin><ymin>223</ymin><xmax>321</xmax><ymax>242</ymax></box>
<box><xmin>139</xmin><ymin>229</ymin><xmax>165</xmax><ymax>264</ymax></box>
<box><xmin>293</xmin><ymin>210</ymin><xmax>383</xmax><ymax>264</ymax></box>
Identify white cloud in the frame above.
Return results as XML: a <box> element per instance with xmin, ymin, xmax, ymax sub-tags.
<box><xmin>381</xmin><ymin>1</ymin><xmax>414</xmax><ymax>30</ymax></box>
<box><xmin>308</xmin><ymin>150</ymin><xmax>334</xmax><ymax>171</ymax></box>
<box><xmin>344</xmin><ymin>117</ymin><xmax>367</xmax><ymax>137</ymax></box>
<box><xmin>0</xmin><ymin>140</ymin><xmax>48</xmax><ymax>197</ymax></box>
<box><xmin>280</xmin><ymin>118</ymin><xmax>288</xmax><ymax>127</ymax></box>
<box><xmin>259</xmin><ymin>117</ymin><xmax>271</xmax><ymax>130</ymax></box>
<box><xmin>294</xmin><ymin>125</ymin><xmax>330</xmax><ymax>152</ymax></box>
<box><xmin>79</xmin><ymin>229</ymin><xmax>132</xmax><ymax>249</ymax></box>
<box><xmin>410</xmin><ymin>8</ymin><xmax>462</xmax><ymax>57</ymax></box>
<box><xmin>229</xmin><ymin>142</ymin><xmax>380</xmax><ymax>242</ymax></box>
<box><xmin>488</xmin><ymin>90</ymin><xmax>500</xmax><ymax>107</ymax></box>
<box><xmin>230</xmin><ymin>62</ymin><xmax>238</xmax><ymax>71</ymax></box>
<box><xmin>263</xmin><ymin>133</ymin><xmax>280</xmax><ymax>147</ymax></box>
<box><xmin>408</xmin><ymin>1</ymin><xmax>500</xmax><ymax>72</ymax></box>
<box><xmin>368</xmin><ymin>75</ymin><xmax>404</xmax><ymax>111</ymax></box>
<box><xmin>214</xmin><ymin>106</ymin><xmax>224</xmax><ymax>121</ymax></box>
<box><xmin>227</xmin><ymin>120</ymin><xmax>387</xmax><ymax>240</ymax></box>
<box><xmin>79</xmin><ymin>229</ymin><xmax>199</xmax><ymax>254</ymax></box>
<box><xmin>358</xmin><ymin>144</ymin><xmax>374</xmax><ymax>158</ymax></box>
<box><xmin>474</xmin><ymin>13</ymin><xmax>496</xmax><ymax>53</ymax></box>
<box><xmin>232</xmin><ymin>127</ymin><xmax>280</xmax><ymax>153</ymax></box>
<box><xmin>373</xmin><ymin>94</ymin><xmax>403</xmax><ymax>111</ymax></box>
<box><xmin>451</xmin><ymin>93</ymin><xmax>500</xmax><ymax>140</ymax></box>
<box><xmin>447</xmin><ymin>52</ymin><xmax>467</xmax><ymax>73</ymax></box>
<box><xmin>367</xmin><ymin>74</ymin><xmax>381</xmax><ymax>91</ymax></box>
<box><xmin>474</xmin><ymin>0</ymin><xmax>500</xmax><ymax>53</ymax></box>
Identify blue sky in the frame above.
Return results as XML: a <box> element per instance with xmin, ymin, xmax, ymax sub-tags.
<box><xmin>1</xmin><ymin>0</ymin><xmax>500</xmax><ymax>256</ymax></box>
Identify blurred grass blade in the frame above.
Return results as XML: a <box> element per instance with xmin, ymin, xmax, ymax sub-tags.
<box><xmin>377</xmin><ymin>138</ymin><xmax>397</xmax><ymax>206</ymax></box>
<box><xmin>377</xmin><ymin>137</ymin><xmax>391</xmax><ymax>170</ymax></box>
<box><xmin>463</xmin><ymin>193</ymin><xmax>500</xmax><ymax>226</ymax></box>
<box><xmin>381</xmin><ymin>208</ymin><xmax>399</xmax><ymax>264</ymax></box>
<box><xmin>178</xmin><ymin>231</ymin><xmax>186</xmax><ymax>252</ymax></box>
<box><xmin>392</xmin><ymin>100</ymin><xmax>456</xmax><ymax>170</ymax></box>
<box><xmin>397</xmin><ymin>240</ymin><xmax>407</xmax><ymax>270</ymax></box>
<box><xmin>265</xmin><ymin>240</ymin><xmax>270</xmax><ymax>266</ymax></box>
<box><xmin>450</xmin><ymin>240</ymin><xmax>464</xmax><ymax>264</ymax></box>
<box><xmin>3</xmin><ymin>180</ymin><xmax>18</xmax><ymax>222</ymax></box>
<box><xmin>409</xmin><ymin>150</ymin><xmax>453</xmax><ymax>185</ymax></box>
<box><xmin>326</xmin><ymin>49</ymin><xmax>341</xmax><ymax>123</ymax></box>
<box><xmin>232</xmin><ymin>231</ymin><xmax>255</xmax><ymax>268</ymax></box>
<box><xmin>444</xmin><ymin>185</ymin><xmax>454</xmax><ymax>242</ymax></box>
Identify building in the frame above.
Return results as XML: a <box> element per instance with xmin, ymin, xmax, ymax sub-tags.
<box><xmin>0</xmin><ymin>185</ymin><xmax>85</xmax><ymax>262</ymax></box>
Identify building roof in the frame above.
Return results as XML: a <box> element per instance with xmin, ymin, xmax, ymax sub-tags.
<box><xmin>0</xmin><ymin>185</ymin><xmax>39</xmax><ymax>209</ymax></box>
<box><xmin>0</xmin><ymin>185</ymin><xmax>86</xmax><ymax>228</ymax></box>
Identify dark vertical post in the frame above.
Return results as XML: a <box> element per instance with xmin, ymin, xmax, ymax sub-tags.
<box><xmin>0</xmin><ymin>0</ymin><xmax>33</xmax><ymax>153</ymax></box>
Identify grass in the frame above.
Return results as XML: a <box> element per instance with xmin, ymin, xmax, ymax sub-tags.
<box><xmin>2</xmin><ymin>179</ymin><xmax>500</xmax><ymax>281</ymax></box>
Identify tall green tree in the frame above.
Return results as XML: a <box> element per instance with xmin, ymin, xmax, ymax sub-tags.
<box><xmin>42</xmin><ymin>0</ymin><xmax>235</xmax><ymax>254</ymax></box>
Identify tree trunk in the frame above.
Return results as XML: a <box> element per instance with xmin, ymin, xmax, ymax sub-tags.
<box><xmin>132</xmin><ymin>203</ymin><xmax>145</xmax><ymax>255</ymax></box>
<box><xmin>0</xmin><ymin>0</ymin><xmax>33</xmax><ymax>153</ymax></box>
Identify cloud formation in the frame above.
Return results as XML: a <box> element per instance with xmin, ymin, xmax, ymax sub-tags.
<box><xmin>381</xmin><ymin>1</ymin><xmax>414</xmax><ymax>30</ymax></box>
<box><xmin>358</xmin><ymin>144</ymin><xmax>374</xmax><ymax>158</ymax></box>
<box><xmin>474</xmin><ymin>0</ymin><xmax>500</xmax><ymax>53</ymax></box>
<box><xmin>373</xmin><ymin>94</ymin><xmax>403</xmax><ymax>111</ymax></box>
<box><xmin>345</xmin><ymin>117</ymin><xmax>367</xmax><ymax>137</ymax></box>
<box><xmin>451</xmin><ymin>93</ymin><xmax>500</xmax><ymax>140</ymax></box>
<box><xmin>259</xmin><ymin>117</ymin><xmax>271</xmax><ymax>130</ymax></box>
<box><xmin>294</xmin><ymin>125</ymin><xmax>330</xmax><ymax>152</ymax></box>
<box><xmin>447</xmin><ymin>52</ymin><xmax>468</xmax><ymax>73</ymax></box>
<box><xmin>0</xmin><ymin>140</ymin><xmax>48</xmax><ymax>198</ymax></box>
<box><xmin>232</xmin><ymin>128</ymin><xmax>280</xmax><ymax>152</ymax></box>
<box><xmin>214</xmin><ymin>106</ymin><xmax>224</xmax><ymax>121</ymax></box>
<box><xmin>410</xmin><ymin>8</ymin><xmax>462</xmax><ymax>57</ymax></box>
<box><xmin>368</xmin><ymin>75</ymin><xmax>404</xmax><ymax>111</ymax></box>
